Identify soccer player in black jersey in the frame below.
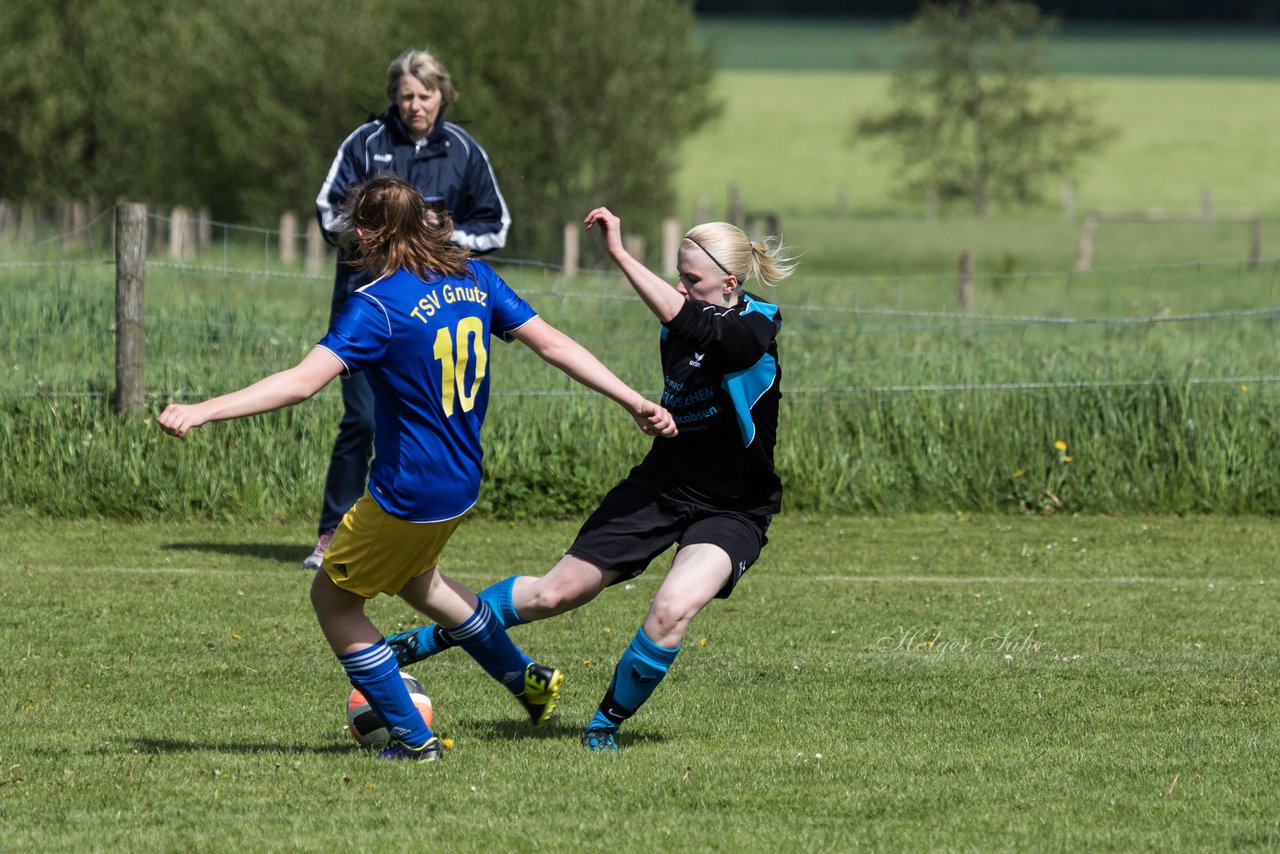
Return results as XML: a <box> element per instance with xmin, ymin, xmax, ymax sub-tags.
<box><xmin>387</xmin><ymin>205</ymin><xmax>797</xmax><ymax>751</ymax></box>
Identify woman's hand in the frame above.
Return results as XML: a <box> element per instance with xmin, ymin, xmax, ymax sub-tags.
<box><xmin>157</xmin><ymin>403</ymin><xmax>208</xmax><ymax>439</ymax></box>
<box><xmin>631</xmin><ymin>400</ymin><xmax>678</xmax><ymax>438</ymax></box>
<box><xmin>584</xmin><ymin>207</ymin><xmax>625</xmax><ymax>258</ymax></box>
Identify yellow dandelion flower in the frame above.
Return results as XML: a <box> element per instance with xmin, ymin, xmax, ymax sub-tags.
<box><xmin>1012</xmin><ymin>469</ymin><xmax>1025</xmax><ymax>478</ymax></box>
<box><xmin>602</xmin><ymin>626</ymin><xmax>611</xmax><ymax>634</ymax></box>
<box><xmin>1241</xmin><ymin>384</ymin><xmax>1249</xmax><ymax>393</ymax></box>
<box><xmin>699</xmin><ymin>637</ymin><xmax>708</xmax><ymax>647</ymax></box>
<box><xmin>1063</xmin><ymin>456</ymin><xmax>1073</xmax><ymax>463</ymax></box>
<box><xmin>1054</xmin><ymin>440</ymin><xmax>1067</xmax><ymax>452</ymax></box>
<box><xmin>442</xmin><ymin>738</ymin><xmax>455</xmax><ymax>750</ymax></box>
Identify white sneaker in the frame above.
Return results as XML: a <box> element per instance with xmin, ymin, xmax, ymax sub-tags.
<box><xmin>301</xmin><ymin>529</ymin><xmax>334</xmax><ymax>571</ymax></box>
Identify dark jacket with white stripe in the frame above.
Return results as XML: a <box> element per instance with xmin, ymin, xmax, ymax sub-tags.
<box><xmin>315</xmin><ymin>106</ymin><xmax>511</xmax><ymax>305</ymax></box>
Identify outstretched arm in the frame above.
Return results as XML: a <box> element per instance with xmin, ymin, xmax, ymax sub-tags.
<box><xmin>509</xmin><ymin>317</ymin><xmax>676</xmax><ymax>438</ymax></box>
<box><xmin>584</xmin><ymin>207</ymin><xmax>684</xmax><ymax>323</ymax></box>
<box><xmin>157</xmin><ymin>347</ymin><xmax>346</xmax><ymax>439</ymax></box>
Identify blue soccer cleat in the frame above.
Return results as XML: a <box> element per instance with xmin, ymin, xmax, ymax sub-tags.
<box><xmin>385</xmin><ymin>625</ymin><xmax>437</xmax><ymax>667</ymax></box>
<box><xmin>377</xmin><ymin>736</ymin><xmax>442</xmax><ymax>761</ymax></box>
<box><xmin>581</xmin><ymin>728</ymin><xmax>618</xmax><ymax>752</ymax></box>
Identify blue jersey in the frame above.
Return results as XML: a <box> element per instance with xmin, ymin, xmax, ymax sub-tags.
<box><xmin>317</xmin><ymin>260</ymin><xmax>536</xmax><ymax>522</ymax></box>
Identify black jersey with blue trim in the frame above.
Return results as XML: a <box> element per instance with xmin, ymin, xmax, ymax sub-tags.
<box><xmin>637</xmin><ymin>292</ymin><xmax>783</xmax><ymax>516</ymax></box>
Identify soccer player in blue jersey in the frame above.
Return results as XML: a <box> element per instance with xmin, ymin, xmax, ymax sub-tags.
<box><xmin>386</xmin><ymin>205</ymin><xmax>797</xmax><ymax>751</ymax></box>
<box><xmin>157</xmin><ymin>179</ymin><xmax>676</xmax><ymax>761</ymax></box>
<box><xmin>305</xmin><ymin>48</ymin><xmax>514</xmax><ymax>572</ymax></box>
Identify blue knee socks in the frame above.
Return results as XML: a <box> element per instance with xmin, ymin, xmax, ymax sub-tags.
<box><xmin>479</xmin><ymin>575</ymin><xmax>525</xmax><ymax>628</ymax></box>
<box><xmin>442</xmin><ymin>599</ymin><xmax>531</xmax><ymax>694</ymax></box>
<box><xmin>405</xmin><ymin>575</ymin><xmax>526</xmax><ymax>661</ymax></box>
<box><xmin>338</xmin><ymin>640</ymin><xmax>432</xmax><ymax>747</ymax></box>
<box><xmin>589</xmin><ymin>627</ymin><xmax>679</xmax><ymax>732</ymax></box>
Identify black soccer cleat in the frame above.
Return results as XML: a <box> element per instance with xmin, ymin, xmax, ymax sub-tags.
<box><xmin>517</xmin><ymin>662</ymin><xmax>565</xmax><ymax>727</ymax></box>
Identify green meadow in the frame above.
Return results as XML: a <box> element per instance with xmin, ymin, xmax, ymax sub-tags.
<box><xmin>678</xmin><ymin>73</ymin><xmax>1280</xmax><ymax>227</ymax></box>
<box><xmin>2</xmin><ymin>18</ymin><xmax>1279</xmax><ymax>853</ymax></box>
<box><xmin>677</xmin><ymin>21</ymin><xmax>1280</xmax><ymax>276</ymax></box>
<box><xmin>2</xmin><ymin>514</ymin><xmax>1276</xmax><ymax>850</ymax></box>
<box><xmin>5</xmin><ymin>251</ymin><xmax>1280</xmax><ymax>519</ymax></box>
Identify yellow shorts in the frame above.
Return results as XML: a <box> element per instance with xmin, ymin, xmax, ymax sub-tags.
<box><xmin>322</xmin><ymin>492</ymin><xmax>464</xmax><ymax>599</ymax></box>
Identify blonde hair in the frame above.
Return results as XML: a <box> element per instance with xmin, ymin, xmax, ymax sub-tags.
<box><xmin>386</xmin><ymin>48</ymin><xmax>458</xmax><ymax>110</ymax></box>
<box><xmin>339</xmin><ymin>176</ymin><xmax>470</xmax><ymax>280</ymax></box>
<box><xmin>683</xmin><ymin>222</ymin><xmax>797</xmax><ymax>288</ymax></box>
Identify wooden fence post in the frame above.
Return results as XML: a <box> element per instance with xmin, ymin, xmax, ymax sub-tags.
<box><xmin>280</xmin><ymin>211</ymin><xmax>298</xmax><ymax>266</ymax></box>
<box><xmin>623</xmin><ymin>235</ymin><xmax>646</xmax><ymax>263</ymax></box>
<box><xmin>305</xmin><ymin>217</ymin><xmax>326</xmax><ymax>276</ymax></box>
<box><xmin>562</xmin><ymin>223</ymin><xmax>579</xmax><ymax>279</ymax></box>
<box><xmin>1201</xmin><ymin>186</ymin><xmax>1214</xmax><ymax>220</ymax></box>
<box><xmin>115</xmin><ymin>203</ymin><xmax>147</xmax><ymax>416</ymax></box>
<box><xmin>181</xmin><ymin>211</ymin><xmax>197</xmax><ymax>261</ymax></box>
<box><xmin>87</xmin><ymin>194</ymin><xmax>101</xmax><ymax>231</ymax></box>
<box><xmin>18</xmin><ymin>201</ymin><xmax>36</xmax><ymax>244</ymax></box>
<box><xmin>169</xmin><ymin>207</ymin><xmax>188</xmax><ymax>259</ymax></box>
<box><xmin>1060</xmin><ymin>182</ymin><xmax>1075</xmax><ymax>221</ymax></box>
<box><xmin>661</xmin><ymin>217</ymin><xmax>681</xmax><ymax>277</ymax></box>
<box><xmin>58</xmin><ymin>199</ymin><xmax>89</xmax><ymax>251</ymax></box>
<box><xmin>727</xmin><ymin>183</ymin><xmax>742</xmax><ymax>227</ymax></box>
<box><xmin>197</xmin><ymin>207</ymin><xmax>212</xmax><ymax>256</ymax></box>
<box><xmin>925</xmin><ymin>186</ymin><xmax>939</xmax><ymax>222</ymax></box>
<box><xmin>1074</xmin><ymin>212</ymin><xmax>1099</xmax><ymax>272</ymax></box>
<box><xmin>957</xmin><ymin>249</ymin><xmax>974</xmax><ymax>310</ymax></box>
<box><xmin>694</xmin><ymin>197</ymin><xmax>710</xmax><ymax>225</ymax></box>
<box><xmin>0</xmin><ymin>199</ymin><xmax>11</xmax><ymax>245</ymax></box>
<box><xmin>58</xmin><ymin>200</ymin><xmax>72</xmax><ymax>241</ymax></box>
<box><xmin>1250</xmin><ymin>216</ymin><xmax>1262</xmax><ymax>269</ymax></box>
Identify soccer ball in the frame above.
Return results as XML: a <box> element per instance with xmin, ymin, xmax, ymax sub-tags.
<box><xmin>345</xmin><ymin>671</ymin><xmax>434</xmax><ymax>748</ymax></box>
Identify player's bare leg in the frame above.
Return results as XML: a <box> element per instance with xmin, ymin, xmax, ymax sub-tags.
<box><xmin>386</xmin><ymin>555</ymin><xmax>621</xmax><ymax>666</ymax></box>
<box><xmin>583</xmin><ymin>544</ymin><xmax>732</xmax><ymax>751</ymax></box>
<box><xmin>397</xmin><ymin>568</ymin><xmax>564</xmax><ymax>726</ymax></box>
<box><xmin>511</xmin><ymin>555</ymin><xmax>620</xmax><ymax>619</ymax></box>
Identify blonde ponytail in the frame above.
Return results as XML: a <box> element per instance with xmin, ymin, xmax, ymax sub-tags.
<box><xmin>685</xmin><ymin>222</ymin><xmax>798</xmax><ymax>289</ymax></box>
<box><xmin>746</xmin><ymin>234</ymin><xmax>798</xmax><ymax>288</ymax></box>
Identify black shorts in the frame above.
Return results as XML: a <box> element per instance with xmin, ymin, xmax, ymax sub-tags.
<box><xmin>565</xmin><ymin>474</ymin><xmax>771</xmax><ymax>600</ymax></box>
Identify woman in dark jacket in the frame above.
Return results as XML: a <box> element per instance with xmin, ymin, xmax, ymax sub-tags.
<box><xmin>306</xmin><ymin>48</ymin><xmax>511</xmax><ymax>569</ymax></box>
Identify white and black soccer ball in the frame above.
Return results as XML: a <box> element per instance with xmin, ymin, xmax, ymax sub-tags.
<box><xmin>345</xmin><ymin>671</ymin><xmax>434</xmax><ymax>748</ymax></box>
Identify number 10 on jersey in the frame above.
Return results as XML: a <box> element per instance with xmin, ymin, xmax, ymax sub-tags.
<box><xmin>433</xmin><ymin>316</ymin><xmax>488</xmax><ymax>416</ymax></box>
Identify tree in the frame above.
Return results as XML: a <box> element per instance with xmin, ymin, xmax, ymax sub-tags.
<box><xmin>852</xmin><ymin>0</ymin><xmax>1114</xmax><ymax>218</ymax></box>
<box><xmin>415</xmin><ymin>0</ymin><xmax>719</xmax><ymax>260</ymax></box>
<box><xmin>0</xmin><ymin>0</ymin><xmax>717</xmax><ymax>260</ymax></box>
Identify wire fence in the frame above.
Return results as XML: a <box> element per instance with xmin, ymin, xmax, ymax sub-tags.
<box><xmin>8</xmin><ymin>203</ymin><xmax>1280</xmax><ymax>516</ymax></box>
<box><xmin>3</xmin><ymin>204</ymin><xmax>1280</xmax><ymax>403</ymax></box>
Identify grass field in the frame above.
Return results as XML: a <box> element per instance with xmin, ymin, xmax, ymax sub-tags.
<box><xmin>676</xmin><ymin>72</ymin><xmax>1280</xmax><ymax>228</ymax></box>
<box><xmin>674</xmin><ymin>16</ymin><xmax>1280</xmax><ymax>270</ymax></box>
<box><xmin>2</xmin><ymin>513</ymin><xmax>1276</xmax><ymax>849</ymax></box>
<box><xmin>3</xmin><ymin>19</ymin><xmax>1279</xmax><ymax>851</ymax></box>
